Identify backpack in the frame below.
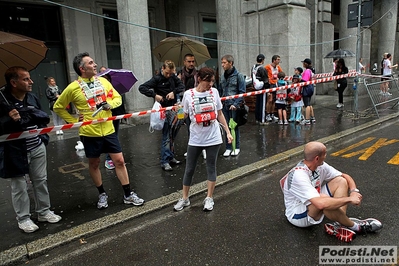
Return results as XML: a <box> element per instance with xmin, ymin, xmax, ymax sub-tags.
<box><xmin>252</xmin><ymin>65</ymin><xmax>264</xmax><ymax>90</ymax></box>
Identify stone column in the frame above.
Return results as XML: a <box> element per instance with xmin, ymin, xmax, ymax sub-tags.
<box><xmin>339</xmin><ymin>0</ymin><xmax>357</xmax><ymax>71</ymax></box>
<box><xmin>316</xmin><ymin>0</ymin><xmax>335</xmax><ymax>94</ymax></box>
<box><xmin>378</xmin><ymin>0</ymin><xmax>398</xmax><ymax>58</ymax></box>
<box><xmin>116</xmin><ymin>0</ymin><xmax>153</xmax><ymax>123</ymax></box>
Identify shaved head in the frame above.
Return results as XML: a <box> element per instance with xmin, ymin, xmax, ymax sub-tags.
<box><xmin>304</xmin><ymin>142</ymin><xmax>326</xmax><ymax>161</ymax></box>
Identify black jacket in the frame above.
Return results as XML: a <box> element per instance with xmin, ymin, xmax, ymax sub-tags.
<box><xmin>0</xmin><ymin>88</ymin><xmax>50</xmax><ymax>178</ymax></box>
<box><xmin>139</xmin><ymin>73</ymin><xmax>185</xmax><ymax>107</ymax></box>
<box><xmin>333</xmin><ymin>66</ymin><xmax>349</xmax><ymax>86</ymax></box>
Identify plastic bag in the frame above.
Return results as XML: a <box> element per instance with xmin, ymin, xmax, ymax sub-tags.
<box><xmin>149</xmin><ymin>101</ymin><xmax>166</xmax><ymax>132</ymax></box>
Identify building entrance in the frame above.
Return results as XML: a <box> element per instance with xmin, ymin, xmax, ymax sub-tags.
<box><xmin>0</xmin><ymin>1</ymin><xmax>67</xmax><ymax>114</ymax></box>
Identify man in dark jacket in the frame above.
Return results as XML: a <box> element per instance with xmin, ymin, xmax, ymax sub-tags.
<box><xmin>220</xmin><ymin>54</ymin><xmax>246</xmax><ymax>157</ymax></box>
<box><xmin>251</xmin><ymin>54</ymin><xmax>269</xmax><ymax>125</ymax></box>
<box><xmin>139</xmin><ymin>60</ymin><xmax>185</xmax><ymax>171</ymax></box>
<box><xmin>0</xmin><ymin>66</ymin><xmax>61</xmax><ymax>233</ymax></box>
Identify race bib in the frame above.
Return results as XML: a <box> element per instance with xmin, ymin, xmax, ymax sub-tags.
<box><xmin>277</xmin><ymin>92</ymin><xmax>287</xmax><ymax>101</ymax></box>
<box><xmin>192</xmin><ymin>93</ymin><xmax>216</xmax><ymax>126</ymax></box>
<box><xmin>194</xmin><ymin>112</ymin><xmax>217</xmax><ymax>124</ymax></box>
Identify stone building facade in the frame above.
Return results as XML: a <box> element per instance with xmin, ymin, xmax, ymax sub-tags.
<box><xmin>0</xmin><ymin>0</ymin><xmax>397</xmax><ymax>121</ymax></box>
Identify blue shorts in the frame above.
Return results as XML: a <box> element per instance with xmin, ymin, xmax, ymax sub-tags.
<box><xmin>302</xmin><ymin>96</ymin><xmax>312</xmax><ymax>107</ymax></box>
<box><xmin>81</xmin><ymin>133</ymin><xmax>122</xmax><ymax>158</ymax></box>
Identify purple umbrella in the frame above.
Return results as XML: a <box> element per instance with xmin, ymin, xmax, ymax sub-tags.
<box><xmin>97</xmin><ymin>68</ymin><xmax>138</xmax><ymax>94</ymax></box>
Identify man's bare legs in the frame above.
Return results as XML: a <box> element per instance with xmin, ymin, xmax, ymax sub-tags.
<box><xmin>88</xmin><ymin>153</ymin><xmax>129</xmax><ymax>186</ymax></box>
<box><xmin>307</xmin><ymin>176</ymin><xmax>355</xmax><ymax>227</ymax></box>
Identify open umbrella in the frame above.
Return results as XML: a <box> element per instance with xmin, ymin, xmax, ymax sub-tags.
<box><xmin>152</xmin><ymin>36</ymin><xmax>211</xmax><ymax>67</ymax></box>
<box><xmin>0</xmin><ymin>31</ymin><xmax>48</xmax><ymax>87</ymax></box>
<box><xmin>97</xmin><ymin>68</ymin><xmax>138</xmax><ymax>94</ymax></box>
<box><xmin>228</xmin><ymin>118</ymin><xmax>237</xmax><ymax>151</ymax></box>
<box><xmin>324</xmin><ymin>49</ymin><xmax>355</xmax><ymax>58</ymax></box>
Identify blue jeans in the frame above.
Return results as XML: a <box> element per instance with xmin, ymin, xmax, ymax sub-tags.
<box><xmin>160</xmin><ymin>112</ymin><xmax>175</xmax><ymax>164</ymax></box>
<box><xmin>290</xmin><ymin>106</ymin><xmax>302</xmax><ymax>121</ymax></box>
<box><xmin>222</xmin><ymin>105</ymin><xmax>240</xmax><ymax>150</ymax></box>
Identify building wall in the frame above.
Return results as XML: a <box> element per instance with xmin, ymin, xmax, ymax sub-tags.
<box><xmin>3</xmin><ymin>0</ymin><xmax>399</xmax><ymax>120</ymax></box>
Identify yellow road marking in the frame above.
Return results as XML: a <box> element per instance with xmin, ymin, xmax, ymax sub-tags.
<box><xmin>387</xmin><ymin>152</ymin><xmax>399</xmax><ymax>165</ymax></box>
<box><xmin>331</xmin><ymin>137</ymin><xmax>375</xmax><ymax>157</ymax></box>
<box><xmin>332</xmin><ymin>137</ymin><xmax>399</xmax><ymax>161</ymax></box>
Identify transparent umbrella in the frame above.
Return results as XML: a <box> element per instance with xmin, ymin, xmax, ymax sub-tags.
<box><xmin>152</xmin><ymin>36</ymin><xmax>211</xmax><ymax>67</ymax></box>
<box><xmin>325</xmin><ymin>49</ymin><xmax>355</xmax><ymax>58</ymax></box>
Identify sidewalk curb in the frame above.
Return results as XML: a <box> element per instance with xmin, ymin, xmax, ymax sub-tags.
<box><xmin>2</xmin><ymin>111</ymin><xmax>398</xmax><ymax>265</ymax></box>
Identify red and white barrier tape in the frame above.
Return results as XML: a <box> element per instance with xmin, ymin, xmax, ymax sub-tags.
<box><xmin>222</xmin><ymin>71</ymin><xmax>357</xmax><ymax>101</ymax></box>
<box><xmin>284</xmin><ymin>69</ymin><xmax>357</xmax><ymax>81</ymax></box>
<box><xmin>0</xmin><ymin>71</ymin><xmax>357</xmax><ymax>142</ymax></box>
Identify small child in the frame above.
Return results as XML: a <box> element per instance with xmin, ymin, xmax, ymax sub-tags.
<box><xmin>288</xmin><ymin>75</ymin><xmax>304</xmax><ymax>123</ymax></box>
<box><xmin>276</xmin><ymin>72</ymin><xmax>289</xmax><ymax>125</ymax></box>
<box><xmin>294</xmin><ymin>67</ymin><xmax>303</xmax><ymax>79</ymax></box>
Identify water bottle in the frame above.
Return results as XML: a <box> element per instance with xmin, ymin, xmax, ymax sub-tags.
<box><xmin>177</xmin><ymin>99</ymin><xmax>184</xmax><ymax>120</ymax></box>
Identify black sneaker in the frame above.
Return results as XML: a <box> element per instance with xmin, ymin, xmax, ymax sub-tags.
<box><xmin>349</xmin><ymin>218</ymin><xmax>383</xmax><ymax>233</ymax></box>
<box><xmin>324</xmin><ymin>222</ymin><xmax>356</xmax><ymax>242</ymax></box>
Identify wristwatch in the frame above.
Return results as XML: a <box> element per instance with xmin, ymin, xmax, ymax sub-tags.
<box><xmin>349</xmin><ymin>188</ymin><xmax>360</xmax><ymax>194</ymax></box>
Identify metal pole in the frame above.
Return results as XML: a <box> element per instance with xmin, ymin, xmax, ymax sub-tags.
<box><xmin>354</xmin><ymin>0</ymin><xmax>362</xmax><ymax>118</ymax></box>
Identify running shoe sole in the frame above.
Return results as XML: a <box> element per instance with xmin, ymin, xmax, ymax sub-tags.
<box><xmin>324</xmin><ymin>223</ymin><xmax>356</xmax><ymax>242</ymax></box>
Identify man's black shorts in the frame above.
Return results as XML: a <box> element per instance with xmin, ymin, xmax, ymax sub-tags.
<box><xmin>81</xmin><ymin>133</ymin><xmax>122</xmax><ymax>158</ymax></box>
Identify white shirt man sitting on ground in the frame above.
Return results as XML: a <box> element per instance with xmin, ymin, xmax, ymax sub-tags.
<box><xmin>280</xmin><ymin>141</ymin><xmax>382</xmax><ymax>242</ymax></box>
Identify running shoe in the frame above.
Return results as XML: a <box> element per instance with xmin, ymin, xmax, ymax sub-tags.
<box><xmin>203</xmin><ymin>197</ymin><xmax>214</xmax><ymax>211</ymax></box>
<box><xmin>324</xmin><ymin>222</ymin><xmax>356</xmax><ymax>242</ymax></box>
<box><xmin>97</xmin><ymin>192</ymin><xmax>108</xmax><ymax>209</ymax></box>
<box><xmin>174</xmin><ymin>198</ymin><xmax>190</xmax><ymax>211</ymax></box>
<box><xmin>349</xmin><ymin>218</ymin><xmax>383</xmax><ymax>234</ymax></box>
<box><xmin>124</xmin><ymin>192</ymin><xmax>145</xmax><ymax>206</ymax></box>
<box><xmin>105</xmin><ymin>160</ymin><xmax>115</xmax><ymax>170</ymax></box>
<box><xmin>38</xmin><ymin>211</ymin><xmax>62</xmax><ymax>223</ymax></box>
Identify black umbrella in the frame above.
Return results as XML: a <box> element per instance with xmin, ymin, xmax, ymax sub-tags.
<box><xmin>324</xmin><ymin>49</ymin><xmax>355</xmax><ymax>58</ymax></box>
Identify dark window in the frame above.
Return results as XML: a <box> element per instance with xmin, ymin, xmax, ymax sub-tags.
<box><xmin>334</xmin><ymin>32</ymin><xmax>340</xmax><ymax>50</ymax></box>
<box><xmin>103</xmin><ymin>9</ymin><xmax>122</xmax><ymax>68</ymax></box>
<box><xmin>0</xmin><ymin>1</ymin><xmax>62</xmax><ymax>45</ymax></box>
<box><xmin>202</xmin><ymin>17</ymin><xmax>218</xmax><ymax>71</ymax></box>
<box><xmin>332</xmin><ymin>0</ymin><xmax>340</xmax><ymax>16</ymax></box>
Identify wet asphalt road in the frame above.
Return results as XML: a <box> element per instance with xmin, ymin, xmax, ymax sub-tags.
<box><xmin>22</xmin><ymin>118</ymin><xmax>399</xmax><ymax>265</ymax></box>
<box><xmin>1</xmin><ymin>94</ymin><xmax>399</xmax><ymax>265</ymax></box>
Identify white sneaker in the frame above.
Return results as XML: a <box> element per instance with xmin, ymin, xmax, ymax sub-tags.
<box><xmin>223</xmin><ymin>149</ymin><xmax>231</xmax><ymax>157</ymax></box>
<box><xmin>184</xmin><ymin>152</ymin><xmax>187</xmax><ymax>157</ymax></box>
<box><xmin>202</xmin><ymin>150</ymin><xmax>206</xmax><ymax>159</ymax></box>
<box><xmin>38</xmin><ymin>211</ymin><xmax>62</xmax><ymax>223</ymax></box>
<box><xmin>18</xmin><ymin>218</ymin><xmax>39</xmax><ymax>233</ymax></box>
<box><xmin>97</xmin><ymin>192</ymin><xmax>108</xmax><ymax>209</ymax></box>
<box><xmin>203</xmin><ymin>197</ymin><xmax>214</xmax><ymax>211</ymax></box>
<box><xmin>386</xmin><ymin>92</ymin><xmax>392</xmax><ymax>96</ymax></box>
<box><xmin>231</xmin><ymin>149</ymin><xmax>240</xmax><ymax>156</ymax></box>
<box><xmin>336</xmin><ymin>103</ymin><xmax>343</xmax><ymax>108</ymax></box>
<box><xmin>59</xmin><ymin>130</ymin><xmax>64</xmax><ymax>135</ymax></box>
<box><xmin>174</xmin><ymin>198</ymin><xmax>190</xmax><ymax>211</ymax></box>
